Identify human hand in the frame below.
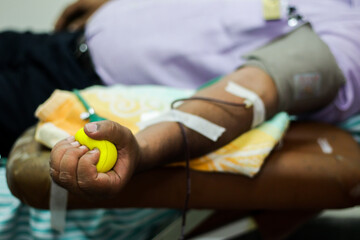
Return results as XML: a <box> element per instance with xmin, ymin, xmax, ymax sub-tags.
<box><xmin>50</xmin><ymin>120</ymin><xmax>142</xmax><ymax>198</ymax></box>
<box><xmin>54</xmin><ymin>0</ymin><xmax>108</xmax><ymax>32</ymax></box>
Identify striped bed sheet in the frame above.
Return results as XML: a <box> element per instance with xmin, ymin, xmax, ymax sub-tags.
<box><xmin>0</xmin><ymin>165</ymin><xmax>180</xmax><ymax>240</ymax></box>
<box><xmin>339</xmin><ymin>114</ymin><xmax>360</xmax><ymax>143</ymax></box>
<box><xmin>0</xmin><ymin>113</ymin><xmax>359</xmax><ymax>239</ymax></box>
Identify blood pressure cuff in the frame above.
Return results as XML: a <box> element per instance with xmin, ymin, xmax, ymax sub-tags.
<box><xmin>242</xmin><ymin>23</ymin><xmax>345</xmax><ymax>113</ymax></box>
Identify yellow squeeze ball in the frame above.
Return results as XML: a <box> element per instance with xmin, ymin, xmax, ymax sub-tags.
<box><xmin>75</xmin><ymin>128</ymin><xmax>117</xmax><ymax>173</ymax></box>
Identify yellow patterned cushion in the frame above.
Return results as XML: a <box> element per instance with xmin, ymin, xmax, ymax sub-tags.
<box><xmin>35</xmin><ymin>84</ymin><xmax>289</xmax><ymax>177</ymax></box>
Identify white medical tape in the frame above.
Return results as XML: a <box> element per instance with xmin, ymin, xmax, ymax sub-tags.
<box><xmin>138</xmin><ymin>109</ymin><xmax>226</xmax><ymax>141</ymax></box>
<box><xmin>225</xmin><ymin>81</ymin><xmax>266</xmax><ymax>128</ymax></box>
<box><xmin>50</xmin><ymin>180</ymin><xmax>68</xmax><ymax>233</ymax></box>
<box><xmin>317</xmin><ymin>138</ymin><xmax>333</xmax><ymax>154</ymax></box>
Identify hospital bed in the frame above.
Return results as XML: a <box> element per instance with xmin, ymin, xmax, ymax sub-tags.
<box><xmin>4</xmin><ymin>120</ymin><xmax>360</xmax><ymax>239</ymax></box>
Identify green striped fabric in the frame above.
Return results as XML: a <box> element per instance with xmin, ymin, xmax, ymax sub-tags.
<box><xmin>338</xmin><ymin>113</ymin><xmax>360</xmax><ymax>143</ymax></box>
<box><xmin>1</xmin><ymin>113</ymin><xmax>359</xmax><ymax>239</ymax></box>
<box><xmin>0</xmin><ymin>166</ymin><xmax>180</xmax><ymax>240</ymax></box>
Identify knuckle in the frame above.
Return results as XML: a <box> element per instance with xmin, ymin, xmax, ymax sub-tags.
<box><xmin>77</xmin><ymin>179</ymin><xmax>92</xmax><ymax>191</ymax></box>
<box><xmin>109</xmin><ymin>120</ymin><xmax>118</xmax><ymax>133</ymax></box>
<box><xmin>49</xmin><ymin>168</ymin><xmax>58</xmax><ymax>178</ymax></box>
<box><xmin>59</xmin><ymin>172</ymin><xmax>73</xmax><ymax>183</ymax></box>
<box><xmin>64</xmin><ymin>147</ymin><xmax>82</xmax><ymax>157</ymax></box>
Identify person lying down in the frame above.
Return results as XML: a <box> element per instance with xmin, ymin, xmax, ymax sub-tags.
<box><xmin>5</xmin><ymin>77</ymin><xmax>360</xmax><ymax>239</ymax></box>
<box><xmin>3</xmin><ymin>0</ymin><xmax>360</xmax><ymax>239</ymax></box>
<box><xmin>6</xmin><ymin>26</ymin><xmax>360</xmax><ymax>235</ymax></box>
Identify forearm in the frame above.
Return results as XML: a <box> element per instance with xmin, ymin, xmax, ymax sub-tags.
<box><xmin>135</xmin><ymin>66</ymin><xmax>278</xmax><ymax>171</ymax></box>
<box><xmin>46</xmin><ymin>68</ymin><xmax>278</xmax><ymax>199</ymax></box>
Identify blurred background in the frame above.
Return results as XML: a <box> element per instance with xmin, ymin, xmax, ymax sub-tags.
<box><xmin>0</xmin><ymin>0</ymin><xmax>73</xmax><ymax>32</ymax></box>
<box><xmin>1</xmin><ymin>0</ymin><xmax>360</xmax><ymax>239</ymax></box>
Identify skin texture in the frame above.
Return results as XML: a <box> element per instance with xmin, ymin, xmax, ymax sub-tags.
<box><xmin>74</xmin><ymin>127</ymin><xmax>117</xmax><ymax>173</ymax></box>
<box><xmin>4</xmin><ymin>1</ymin><xmax>356</xmax><ymax>238</ymax></box>
<box><xmin>9</xmin><ymin>121</ymin><xmax>360</xmax><ymax>210</ymax></box>
<box><xmin>8</xmin><ymin>113</ymin><xmax>360</xmax><ymax>240</ymax></box>
<box><xmin>47</xmin><ymin>66</ymin><xmax>354</xmax><ymax>239</ymax></box>
<box><xmin>50</xmin><ymin>121</ymin><xmax>140</xmax><ymax>197</ymax></box>
<box><xmin>49</xmin><ymin>66</ymin><xmax>342</xmax><ymax>199</ymax></box>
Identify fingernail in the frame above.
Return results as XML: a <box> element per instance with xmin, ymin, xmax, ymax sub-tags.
<box><xmin>67</xmin><ymin>136</ymin><xmax>75</xmax><ymax>142</ymax></box>
<box><xmin>89</xmin><ymin>148</ymin><xmax>99</xmax><ymax>154</ymax></box>
<box><xmin>79</xmin><ymin>145</ymin><xmax>88</xmax><ymax>150</ymax></box>
<box><xmin>71</xmin><ymin>141</ymin><xmax>80</xmax><ymax>147</ymax></box>
<box><xmin>86</xmin><ymin>123</ymin><xmax>98</xmax><ymax>133</ymax></box>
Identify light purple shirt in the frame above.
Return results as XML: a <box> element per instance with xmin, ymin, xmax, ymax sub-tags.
<box><xmin>85</xmin><ymin>0</ymin><xmax>360</xmax><ymax>123</ymax></box>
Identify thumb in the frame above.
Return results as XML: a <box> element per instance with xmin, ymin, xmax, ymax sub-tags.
<box><xmin>84</xmin><ymin>120</ymin><xmax>133</xmax><ymax>149</ymax></box>
<box><xmin>83</xmin><ymin>120</ymin><xmax>140</xmax><ymax>186</ymax></box>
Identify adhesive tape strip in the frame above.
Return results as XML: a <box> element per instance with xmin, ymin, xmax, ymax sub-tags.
<box><xmin>50</xmin><ymin>180</ymin><xmax>68</xmax><ymax>233</ymax></box>
<box><xmin>138</xmin><ymin>109</ymin><xmax>226</xmax><ymax>142</ymax></box>
<box><xmin>225</xmin><ymin>81</ymin><xmax>266</xmax><ymax>128</ymax></box>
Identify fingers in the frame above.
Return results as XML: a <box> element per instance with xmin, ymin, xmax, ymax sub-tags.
<box><xmin>84</xmin><ymin>120</ymin><xmax>133</xmax><ymax>149</ymax></box>
<box><xmin>76</xmin><ymin>148</ymin><xmax>101</xmax><ymax>192</ymax></box>
<box><xmin>59</xmin><ymin>143</ymin><xmax>88</xmax><ymax>193</ymax></box>
<box><xmin>50</xmin><ymin>136</ymin><xmax>119</xmax><ymax>196</ymax></box>
<box><xmin>50</xmin><ymin>136</ymin><xmax>77</xmax><ymax>179</ymax></box>
<box><xmin>50</xmin><ymin>120</ymin><xmax>136</xmax><ymax>197</ymax></box>
<box><xmin>83</xmin><ymin>120</ymin><xmax>139</xmax><ymax>192</ymax></box>
<box><xmin>76</xmin><ymin>148</ymin><xmax>121</xmax><ymax>195</ymax></box>
<box><xmin>50</xmin><ymin>136</ymin><xmax>89</xmax><ymax>194</ymax></box>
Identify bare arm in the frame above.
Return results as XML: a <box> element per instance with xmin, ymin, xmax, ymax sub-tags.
<box><xmin>50</xmin><ymin>66</ymin><xmax>279</xmax><ymax>197</ymax></box>
<box><xmin>135</xmin><ymin>66</ymin><xmax>278</xmax><ymax>171</ymax></box>
<box><xmin>8</xmin><ymin>66</ymin><xmax>360</xmax><ymax>209</ymax></box>
<box><xmin>53</xmin><ymin>66</ymin><xmax>344</xmax><ymax>199</ymax></box>
<box><xmin>8</xmin><ymin>121</ymin><xmax>360</xmax><ymax>210</ymax></box>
